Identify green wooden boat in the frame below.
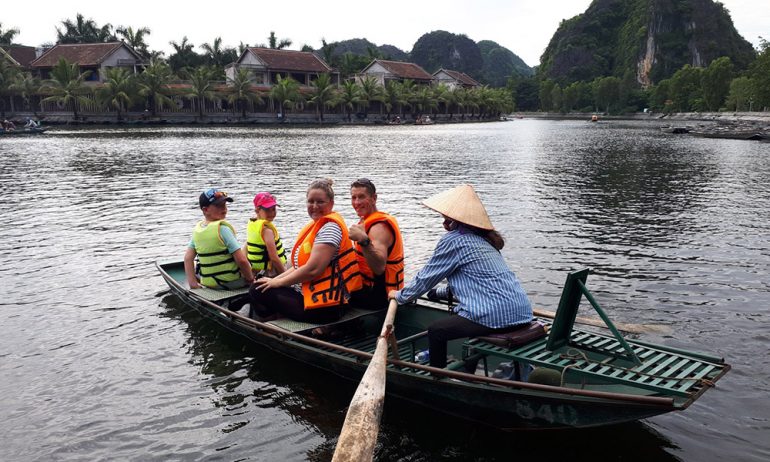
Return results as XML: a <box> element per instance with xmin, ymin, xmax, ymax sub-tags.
<box><xmin>156</xmin><ymin>262</ymin><xmax>729</xmax><ymax>430</ymax></box>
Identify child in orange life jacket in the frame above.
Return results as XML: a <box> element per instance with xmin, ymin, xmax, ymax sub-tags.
<box><xmin>243</xmin><ymin>192</ymin><xmax>288</xmax><ymax>278</ymax></box>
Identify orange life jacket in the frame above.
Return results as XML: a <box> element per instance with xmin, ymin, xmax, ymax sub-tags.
<box><xmin>355</xmin><ymin>211</ymin><xmax>405</xmax><ymax>291</ymax></box>
<box><xmin>292</xmin><ymin>212</ymin><xmax>363</xmax><ymax>310</ymax></box>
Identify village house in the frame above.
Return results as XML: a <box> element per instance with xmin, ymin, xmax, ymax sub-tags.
<box><xmin>357</xmin><ymin>59</ymin><xmax>433</xmax><ymax>86</ymax></box>
<box><xmin>225</xmin><ymin>47</ymin><xmax>338</xmax><ymax>86</ymax></box>
<box><xmin>0</xmin><ymin>45</ymin><xmax>38</xmax><ymax>70</ymax></box>
<box><xmin>432</xmin><ymin>68</ymin><xmax>481</xmax><ymax>90</ymax></box>
<box><xmin>29</xmin><ymin>42</ymin><xmax>144</xmax><ymax>82</ymax></box>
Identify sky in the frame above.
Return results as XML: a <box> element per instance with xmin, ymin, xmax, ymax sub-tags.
<box><xmin>3</xmin><ymin>0</ymin><xmax>767</xmax><ymax>67</ymax></box>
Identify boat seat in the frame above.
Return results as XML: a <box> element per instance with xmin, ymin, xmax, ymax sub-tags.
<box><xmin>267</xmin><ymin>308</ymin><xmax>380</xmax><ymax>333</ymax></box>
<box><xmin>474</xmin><ymin>321</ymin><xmax>548</xmax><ymax>348</ymax></box>
<box><xmin>190</xmin><ymin>285</ymin><xmax>250</xmax><ymax>303</ymax></box>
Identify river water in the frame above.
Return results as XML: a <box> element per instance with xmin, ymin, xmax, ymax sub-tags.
<box><xmin>1</xmin><ymin>120</ymin><xmax>768</xmax><ymax>461</ymax></box>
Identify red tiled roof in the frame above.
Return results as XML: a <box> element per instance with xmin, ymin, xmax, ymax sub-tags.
<box><xmin>246</xmin><ymin>48</ymin><xmax>332</xmax><ymax>73</ymax></box>
<box><xmin>0</xmin><ymin>45</ymin><xmax>36</xmax><ymax>67</ymax></box>
<box><xmin>372</xmin><ymin>60</ymin><xmax>433</xmax><ymax>81</ymax></box>
<box><xmin>438</xmin><ymin>69</ymin><xmax>480</xmax><ymax>87</ymax></box>
<box><xmin>30</xmin><ymin>42</ymin><xmax>134</xmax><ymax>68</ymax></box>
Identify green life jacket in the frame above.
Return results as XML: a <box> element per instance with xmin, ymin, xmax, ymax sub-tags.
<box><xmin>193</xmin><ymin>220</ymin><xmax>241</xmax><ymax>288</ymax></box>
<box><xmin>246</xmin><ymin>218</ymin><xmax>287</xmax><ymax>271</ymax></box>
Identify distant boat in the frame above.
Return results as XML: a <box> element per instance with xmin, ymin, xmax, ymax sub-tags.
<box><xmin>660</xmin><ymin>126</ymin><xmax>690</xmax><ymax>134</ymax></box>
<box><xmin>590</xmin><ymin>115</ymin><xmax>599</xmax><ymax>122</ymax></box>
<box><xmin>0</xmin><ymin>127</ymin><xmax>47</xmax><ymax>136</ymax></box>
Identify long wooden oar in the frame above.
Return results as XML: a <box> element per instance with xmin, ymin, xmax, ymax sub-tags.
<box><xmin>533</xmin><ymin>308</ymin><xmax>671</xmax><ymax>334</ymax></box>
<box><xmin>332</xmin><ymin>299</ymin><xmax>398</xmax><ymax>462</ymax></box>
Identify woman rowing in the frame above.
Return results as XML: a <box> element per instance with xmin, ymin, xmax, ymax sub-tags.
<box><xmin>388</xmin><ymin>184</ymin><xmax>533</xmax><ymax>369</ymax></box>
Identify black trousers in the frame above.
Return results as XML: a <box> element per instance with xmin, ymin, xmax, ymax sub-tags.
<box><xmin>428</xmin><ymin>314</ymin><xmax>497</xmax><ymax>368</ymax></box>
<box><xmin>248</xmin><ymin>286</ymin><xmax>343</xmax><ymax>324</ymax></box>
<box><xmin>349</xmin><ymin>275</ymin><xmax>388</xmax><ymax>311</ymax></box>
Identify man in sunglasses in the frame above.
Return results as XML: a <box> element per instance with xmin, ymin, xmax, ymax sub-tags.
<box><xmin>348</xmin><ymin>178</ymin><xmax>405</xmax><ymax>310</ymax></box>
<box><xmin>184</xmin><ymin>188</ymin><xmax>254</xmax><ymax>290</ymax></box>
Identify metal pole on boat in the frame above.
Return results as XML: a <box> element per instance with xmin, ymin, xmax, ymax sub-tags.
<box><xmin>332</xmin><ymin>299</ymin><xmax>398</xmax><ymax>462</ymax></box>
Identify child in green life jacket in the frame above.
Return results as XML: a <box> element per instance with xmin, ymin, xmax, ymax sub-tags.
<box><xmin>243</xmin><ymin>192</ymin><xmax>287</xmax><ymax>277</ymax></box>
<box><xmin>184</xmin><ymin>188</ymin><xmax>254</xmax><ymax>289</ymax></box>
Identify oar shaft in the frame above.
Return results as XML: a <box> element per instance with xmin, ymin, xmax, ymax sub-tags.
<box><xmin>332</xmin><ymin>299</ymin><xmax>398</xmax><ymax>462</ymax></box>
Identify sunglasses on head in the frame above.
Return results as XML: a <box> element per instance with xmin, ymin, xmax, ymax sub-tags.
<box><xmin>205</xmin><ymin>189</ymin><xmax>228</xmax><ymax>200</ymax></box>
<box><xmin>351</xmin><ymin>178</ymin><xmax>376</xmax><ymax>193</ymax></box>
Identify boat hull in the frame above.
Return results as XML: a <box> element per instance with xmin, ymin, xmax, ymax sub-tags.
<box><xmin>157</xmin><ymin>262</ymin><xmax>678</xmax><ymax>430</ymax></box>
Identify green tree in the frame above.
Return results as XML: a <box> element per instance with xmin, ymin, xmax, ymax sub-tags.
<box><xmin>269</xmin><ymin>74</ymin><xmax>301</xmax><ymax>118</ymax></box>
<box><xmin>56</xmin><ymin>13</ymin><xmax>115</xmax><ymax>43</ymax></box>
<box><xmin>200</xmin><ymin>37</ymin><xmax>238</xmax><ymax>76</ymax></box>
<box><xmin>40</xmin><ymin>58</ymin><xmax>93</xmax><ymax>119</ymax></box>
<box><xmin>357</xmin><ymin>76</ymin><xmax>382</xmax><ymax>118</ymax></box>
<box><xmin>593</xmin><ymin>76</ymin><xmax>621</xmax><ymax>113</ymax></box>
<box><xmin>320</xmin><ymin>38</ymin><xmax>337</xmax><ymax>66</ymax></box>
<box><xmin>701</xmin><ymin>57</ymin><xmax>734</xmax><ymax>111</ymax></box>
<box><xmin>749</xmin><ymin>39</ymin><xmax>770</xmax><ymax>110</ymax></box>
<box><xmin>116</xmin><ymin>26</ymin><xmax>152</xmax><ymax>60</ymax></box>
<box><xmin>669</xmin><ymin>65</ymin><xmax>704</xmax><ymax>112</ymax></box>
<box><xmin>268</xmin><ymin>31</ymin><xmax>292</xmax><ymax>50</ymax></box>
<box><xmin>226</xmin><ymin>67</ymin><xmax>263</xmax><ymax>118</ymax></box>
<box><xmin>10</xmin><ymin>72</ymin><xmax>41</xmax><ymax>115</ymax></box>
<box><xmin>184</xmin><ymin>66</ymin><xmax>218</xmax><ymax>119</ymax></box>
<box><xmin>0</xmin><ymin>59</ymin><xmax>21</xmax><ymax>115</ymax></box>
<box><xmin>538</xmin><ymin>79</ymin><xmax>556</xmax><ymax>112</ymax></box>
<box><xmin>0</xmin><ymin>23</ymin><xmax>20</xmax><ymax>44</ymax></box>
<box><xmin>307</xmin><ymin>73</ymin><xmax>337</xmax><ymax>122</ymax></box>
<box><xmin>338</xmin><ymin>80</ymin><xmax>361</xmax><ymax>122</ymax></box>
<box><xmin>725</xmin><ymin>76</ymin><xmax>754</xmax><ymax>111</ymax></box>
<box><xmin>381</xmin><ymin>80</ymin><xmax>404</xmax><ymax>120</ymax></box>
<box><xmin>96</xmin><ymin>67</ymin><xmax>136</xmax><ymax>121</ymax></box>
<box><xmin>137</xmin><ymin>60</ymin><xmax>175</xmax><ymax>116</ymax></box>
<box><xmin>169</xmin><ymin>37</ymin><xmax>203</xmax><ymax>73</ymax></box>
<box><xmin>412</xmin><ymin>86</ymin><xmax>436</xmax><ymax>117</ymax></box>
<box><xmin>550</xmin><ymin>83</ymin><xmax>563</xmax><ymax>112</ymax></box>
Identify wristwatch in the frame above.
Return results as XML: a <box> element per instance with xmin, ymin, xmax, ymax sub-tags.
<box><xmin>360</xmin><ymin>237</ymin><xmax>371</xmax><ymax>248</ymax></box>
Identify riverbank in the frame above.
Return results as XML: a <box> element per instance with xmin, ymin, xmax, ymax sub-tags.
<box><xmin>3</xmin><ymin>111</ymin><xmax>500</xmax><ymax>127</ymax></box>
<box><xmin>518</xmin><ymin>111</ymin><xmax>770</xmax><ymax>124</ymax></box>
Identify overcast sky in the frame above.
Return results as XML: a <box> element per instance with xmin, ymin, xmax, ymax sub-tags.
<box><xmin>3</xmin><ymin>0</ymin><xmax>767</xmax><ymax>66</ymax></box>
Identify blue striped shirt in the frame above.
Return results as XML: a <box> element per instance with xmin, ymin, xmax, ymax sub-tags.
<box><xmin>395</xmin><ymin>228</ymin><xmax>533</xmax><ymax>328</ymax></box>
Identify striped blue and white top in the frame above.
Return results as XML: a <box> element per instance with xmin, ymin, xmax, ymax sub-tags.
<box><xmin>395</xmin><ymin>227</ymin><xmax>533</xmax><ymax>329</ymax></box>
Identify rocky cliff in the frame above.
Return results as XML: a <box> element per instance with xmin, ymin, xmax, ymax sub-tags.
<box><xmin>539</xmin><ymin>0</ymin><xmax>756</xmax><ymax>86</ymax></box>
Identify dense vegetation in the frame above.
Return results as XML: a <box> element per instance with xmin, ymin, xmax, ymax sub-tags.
<box><xmin>2</xmin><ymin>5</ymin><xmax>768</xmax><ymax>118</ymax></box>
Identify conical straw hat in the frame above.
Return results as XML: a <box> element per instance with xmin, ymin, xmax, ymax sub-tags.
<box><xmin>422</xmin><ymin>184</ymin><xmax>494</xmax><ymax>230</ymax></box>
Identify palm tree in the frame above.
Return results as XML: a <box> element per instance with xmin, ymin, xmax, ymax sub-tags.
<box><xmin>338</xmin><ymin>80</ymin><xmax>361</xmax><ymax>122</ymax></box>
<box><xmin>116</xmin><ymin>26</ymin><xmax>152</xmax><ymax>59</ymax></box>
<box><xmin>168</xmin><ymin>36</ymin><xmax>203</xmax><ymax>72</ymax></box>
<box><xmin>358</xmin><ymin>76</ymin><xmax>382</xmax><ymax>118</ymax></box>
<box><xmin>40</xmin><ymin>58</ymin><xmax>92</xmax><ymax>119</ymax></box>
<box><xmin>56</xmin><ymin>13</ymin><xmax>115</xmax><ymax>43</ymax></box>
<box><xmin>320</xmin><ymin>38</ymin><xmax>337</xmax><ymax>66</ymax></box>
<box><xmin>226</xmin><ymin>68</ymin><xmax>263</xmax><ymax>118</ymax></box>
<box><xmin>308</xmin><ymin>73</ymin><xmax>337</xmax><ymax>122</ymax></box>
<box><xmin>96</xmin><ymin>67</ymin><xmax>136</xmax><ymax>121</ymax></box>
<box><xmin>269</xmin><ymin>74</ymin><xmax>301</xmax><ymax>119</ymax></box>
<box><xmin>0</xmin><ymin>23</ymin><xmax>20</xmax><ymax>44</ymax></box>
<box><xmin>10</xmin><ymin>72</ymin><xmax>41</xmax><ymax>115</ymax></box>
<box><xmin>399</xmin><ymin>79</ymin><xmax>417</xmax><ymax>118</ymax></box>
<box><xmin>268</xmin><ymin>31</ymin><xmax>292</xmax><ymax>50</ymax></box>
<box><xmin>184</xmin><ymin>66</ymin><xmax>218</xmax><ymax>119</ymax></box>
<box><xmin>413</xmin><ymin>86</ymin><xmax>437</xmax><ymax>118</ymax></box>
<box><xmin>200</xmin><ymin>37</ymin><xmax>225</xmax><ymax>67</ymax></box>
<box><xmin>0</xmin><ymin>59</ymin><xmax>20</xmax><ymax>116</ymax></box>
<box><xmin>382</xmin><ymin>80</ymin><xmax>405</xmax><ymax>121</ymax></box>
<box><xmin>137</xmin><ymin>60</ymin><xmax>175</xmax><ymax>116</ymax></box>
<box><xmin>432</xmin><ymin>84</ymin><xmax>451</xmax><ymax>118</ymax></box>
